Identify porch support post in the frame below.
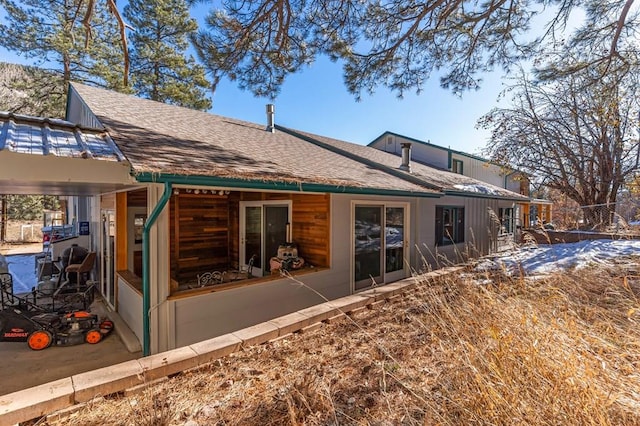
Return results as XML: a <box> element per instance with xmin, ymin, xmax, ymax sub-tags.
<box><xmin>142</xmin><ymin>181</ymin><xmax>172</xmax><ymax>356</ymax></box>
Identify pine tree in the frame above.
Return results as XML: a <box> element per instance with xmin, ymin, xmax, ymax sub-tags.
<box><xmin>124</xmin><ymin>0</ymin><xmax>211</xmax><ymax>111</ymax></box>
<box><xmin>0</xmin><ymin>0</ymin><xmax>129</xmax><ymax>118</ymax></box>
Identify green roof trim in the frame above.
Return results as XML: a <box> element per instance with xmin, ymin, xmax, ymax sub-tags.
<box><xmin>134</xmin><ymin>172</ymin><xmax>442</xmax><ymax>198</ymax></box>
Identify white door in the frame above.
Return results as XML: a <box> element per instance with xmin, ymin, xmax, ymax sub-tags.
<box><xmin>100</xmin><ymin>210</ymin><xmax>116</xmax><ymax>308</ymax></box>
<box><xmin>353</xmin><ymin>203</ymin><xmax>408</xmax><ymax>290</ymax></box>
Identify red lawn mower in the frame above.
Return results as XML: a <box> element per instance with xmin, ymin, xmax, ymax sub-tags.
<box><xmin>0</xmin><ymin>308</ymin><xmax>113</xmax><ymax>350</ymax></box>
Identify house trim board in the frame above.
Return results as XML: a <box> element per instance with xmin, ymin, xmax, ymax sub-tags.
<box><xmin>134</xmin><ymin>172</ymin><xmax>441</xmax><ymax>199</ymax></box>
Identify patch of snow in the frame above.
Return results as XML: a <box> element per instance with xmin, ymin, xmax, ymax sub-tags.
<box><xmin>475</xmin><ymin>239</ymin><xmax>640</xmax><ymax>275</ymax></box>
<box><xmin>453</xmin><ymin>183</ymin><xmax>500</xmax><ymax>195</ymax></box>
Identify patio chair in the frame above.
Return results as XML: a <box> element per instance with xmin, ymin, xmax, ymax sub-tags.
<box><xmin>64</xmin><ymin>251</ymin><xmax>96</xmax><ymax>291</ymax></box>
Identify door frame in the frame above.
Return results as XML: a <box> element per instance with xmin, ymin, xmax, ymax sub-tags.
<box><xmin>100</xmin><ymin>209</ymin><xmax>116</xmax><ymax>309</ymax></box>
<box><xmin>351</xmin><ymin>201</ymin><xmax>410</xmax><ymax>293</ymax></box>
<box><xmin>239</xmin><ymin>200</ymin><xmax>293</xmax><ymax>277</ymax></box>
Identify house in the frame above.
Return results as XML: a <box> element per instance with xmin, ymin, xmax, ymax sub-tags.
<box><xmin>1</xmin><ymin>84</ymin><xmax>529</xmax><ymax>356</ymax></box>
<box><xmin>369</xmin><ymin>131</ymin><xmax>553</xmax><ymax>230</ymax></box>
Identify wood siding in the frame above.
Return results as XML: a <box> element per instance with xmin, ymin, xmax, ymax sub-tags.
<box><xmin>170</xmin><ymin>191</ymin><xmax>330</xmax><ymax>283</ymax></box>
<box><xmin>170</xmin><ymin>193</ymin><xmax>230</xmax><ymax>282</ymax></box>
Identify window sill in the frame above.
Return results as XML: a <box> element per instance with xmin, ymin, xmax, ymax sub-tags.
<box><xmin>168</xmin><ymin>266</ymin><xmax>328</xmax><ymax>300</ymax></box>
<box><xmin>117</xmin><ymin>270</ymin><xmax>142</xmax><ymax>295</ymax></box>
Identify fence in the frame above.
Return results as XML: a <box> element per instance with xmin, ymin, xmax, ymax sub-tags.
<box><xmin>0</xmin><ymin>215</ymin><xmax>45</xmax><ymax>243</ymax></box>
<box><xmin>578</xmin><ymin>200</ymin><xmax>640</xmax><ymax>231</ymax></box>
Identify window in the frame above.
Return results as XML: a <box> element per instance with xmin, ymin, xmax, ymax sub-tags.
<box><xmin>498</xmin><ymin>208</ymin><xmax>514</xmax><ymax>234</ymax></box>
<box><xmin>435</xmin><ymin>206</ymin><xmax>465</xmax><ymax>245</ymax></box>
<box><xmin>452</xmin><ymin>159</ymin><xmax>463</xmax><ymax>174</ymax></box>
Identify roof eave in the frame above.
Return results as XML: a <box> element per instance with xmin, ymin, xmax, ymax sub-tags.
<box><xmin>135</xmin><ymin>172</ymin><xmax>442</xmax><ymax>198</ymax></box>
<box><xmin>444</xmin><ymin>190</ymin><xmax>529</xmax><ymax>202</ymax></box>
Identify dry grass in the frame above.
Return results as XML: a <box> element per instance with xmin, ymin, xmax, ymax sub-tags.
<box><xmin>45</xmin><ymin>265</ymin><xmax>640</xmax><ymax>426</ymax></box>
<box><xmin>0</xmin><ymin>220</ymin><xmax>43</xmax><ymax>244</ymax></box>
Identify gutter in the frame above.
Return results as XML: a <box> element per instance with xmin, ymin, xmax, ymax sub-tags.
<box><xmin>135</xmin><ymin>172</ymin><xmax>441</xmax><ymax>198</ymax></box>
<box><xmin>443</xmin><ymin>190</ymin><xmax>530</xmax><ymax>202</ymax></box>
<box><xmin>141</xmin><ymin>181</ymin><xmax>172</xmax><ymax>356</ymax></box>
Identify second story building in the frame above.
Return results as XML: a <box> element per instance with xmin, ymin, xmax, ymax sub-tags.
<box><xmin>369</xmin><ymin>131</ymin><xmax>552</xmax><ymax>230</ymax></box>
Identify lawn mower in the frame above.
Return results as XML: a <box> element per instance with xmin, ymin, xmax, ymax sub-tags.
<box><xmin>0</xmin><ymin>307</ymin><xmax>113</xmax><ymax>350</ymax></box>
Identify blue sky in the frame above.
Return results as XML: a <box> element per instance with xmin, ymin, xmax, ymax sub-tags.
<box><xmin>0</xmin><ymin>4</ymin><xmax>510</xmax><ymax>155</ymax></box>
<box><xmin>210</xmin><ymin>55</ymin><xmax>506</xmax><ymax>155</ymax></box>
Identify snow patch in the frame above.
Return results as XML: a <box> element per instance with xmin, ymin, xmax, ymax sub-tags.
<box><xmin>475</xmin><ymin>239</ymin><xmax>640</xmax><ymax>275</ymax></box>
<box><xmin>453</xmin><ymin>183</ymin><xmax>501</xmax><ymax>195</ymax></box>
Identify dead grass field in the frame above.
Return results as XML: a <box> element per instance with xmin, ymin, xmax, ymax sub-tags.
<box><xmin>1</xmin><ymin>220</ymin><xmax>43</xmax><ymax>244</ymax></box>
<box><xmin>43</xmin><ymin>265</ymin><xmax>640</xmax><ymax>426</ymax></box>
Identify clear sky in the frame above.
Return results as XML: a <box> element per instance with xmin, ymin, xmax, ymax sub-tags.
<box><xmin>0</xmin><ymin>4</ymin><xmax>510</xmax><ymax>156</ymax></box>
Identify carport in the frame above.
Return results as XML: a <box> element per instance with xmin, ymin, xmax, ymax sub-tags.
<box><xmin>0</xmin><ymin>112</ymin><xmax>135</xmax><ymax>195</ymax></box>
<box><xmin>0</xmin><ymin>112</ymin><xmax>140</xmax><ymax>394</ymax></box>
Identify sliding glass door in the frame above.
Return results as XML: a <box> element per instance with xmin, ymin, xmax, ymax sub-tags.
<box><xmin>354</xmin><ymin>204</ymin><xmax>407</xmax><ymax>290</ymax></box>
<box><xmin>240</xmin><ymin>201</ymin><xmax>291</xmax><ymax>277</ymax></box>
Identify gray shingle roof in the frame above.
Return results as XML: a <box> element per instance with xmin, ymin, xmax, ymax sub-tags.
<box><xmin>71</xmin><ymin>83</ymin><xmax>439</xmax><ymax>196</ymax></box>
<box><xmin>69</xmin><ymin>83</ymin><xmax>525</xmax><ymax>200</ymax></box>
<box><xmin>280</xmin><ymin>128</ymin><xmax>529</xmax><ymax>201</ymax></box>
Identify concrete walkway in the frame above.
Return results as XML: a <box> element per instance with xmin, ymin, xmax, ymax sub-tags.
<box><xmin>0</xmin><ymin>297</ymin><xmax>140</xmax><ymax>395</ymax></box>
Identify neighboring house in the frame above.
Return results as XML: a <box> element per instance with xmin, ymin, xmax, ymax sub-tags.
<box><xmin>369</xmin><ymin>131</ymin><xmax>553</xmax><ymax>231</ymax></box>
<box><xmin>0</xmin><ymin>84</ymin><xmax>528</xmax><ymax>356</ymax></box>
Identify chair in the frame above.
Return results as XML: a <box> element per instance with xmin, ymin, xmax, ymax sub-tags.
<box><xmin>65</xmin><ymin>252</ymin><xmax>96</xmax><ymax>290</ymax></box>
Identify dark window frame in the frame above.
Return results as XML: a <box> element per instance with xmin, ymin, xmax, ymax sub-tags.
<box><xmin>498</xmin><ymin>207</ymin><xmax>514</xmax><ymax>235</ymax></box>
<box><xmin>452</xmin><ymin>159</ymin><xmax>464</xmax><ymax>174</ymax></box>
<box><xmin>435</xmin><ymin>206</ymin><xmax>465</xmax><ymax>246</ymax></box>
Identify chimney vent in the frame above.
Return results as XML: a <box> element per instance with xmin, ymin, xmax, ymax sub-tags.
<box><xmin>266</xmin><ymin>104</ymin><xmax>275</xmax><ymax>133</ymax></box>
<box><xmin>399</xmin><ymin>142</ymin><xmax>412</xmax><ymax>172</ymax></box>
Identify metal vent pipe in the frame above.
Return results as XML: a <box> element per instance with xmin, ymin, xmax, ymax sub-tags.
<box><xmin>399</xmin><ymin>142</ymin><xmax>412</xmax><ymax>172</ymax></box>
<box><xmin>266</xmin><ymin>104</ymin><xmax>275</xmax><ymax>133</ymax></box>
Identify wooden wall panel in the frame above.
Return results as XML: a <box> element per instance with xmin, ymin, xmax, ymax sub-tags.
<box><xmin>170</xmin><ymin>190</ymin><xmax>331</xmax><ymax>285</ymax></box>
<box><xmin>290</xmin><ymin>193</ymin><xmax>330</xmax><ymax>268</ymax></box>
<box><xmin>228</xmin><ymin>192</ymin><xmax>240</xmax><ymax>269</ymax></box>
<box><xmin>115</xmin><ymin>192</ymin><xmax>128</xmax><ymax>271</ymax></box>
<box><xmin>170</xmin><ymin>193</ymin><xmax>230</xmax><ymax>282</ymax></box>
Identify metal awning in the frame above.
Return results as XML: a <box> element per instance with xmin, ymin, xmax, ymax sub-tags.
<box><xmin>0</xmin><ymin>112</ymin><xmax>137</xmax><ymax>195</ymax></box>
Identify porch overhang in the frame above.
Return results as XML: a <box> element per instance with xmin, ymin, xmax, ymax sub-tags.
<box><xmin>0</xmin><ymin>151</ymin><xmax>137</xmax><ymax>195</ymax></box>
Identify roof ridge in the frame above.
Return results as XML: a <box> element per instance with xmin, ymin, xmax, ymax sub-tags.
<box><xmin>275</xmin><ymin>125</ymin><xmax>443</xmax><ymax>193</ymax></box>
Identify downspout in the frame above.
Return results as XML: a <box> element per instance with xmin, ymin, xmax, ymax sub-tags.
<box><xmin>142</xmin><ymin>181</ymin><xmax>172</xmax><ymax>356</ymax></box>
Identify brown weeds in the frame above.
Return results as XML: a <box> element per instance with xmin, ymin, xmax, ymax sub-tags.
<box><xmin>48</xmin><ymin>266</ymin><xmax>640</xmax><ymax>425</ymax></box>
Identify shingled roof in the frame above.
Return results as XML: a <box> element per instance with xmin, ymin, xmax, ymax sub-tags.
<box><xmin>69</xmin><ymin>83</ymin><xmax>525</xmax><ymax>201</ymax></box>
<box><xmin>282</xmin><ymin>127</ymin><xmax>529</xmax><ymax>201</ymax></box>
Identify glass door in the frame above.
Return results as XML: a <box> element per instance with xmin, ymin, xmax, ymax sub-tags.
<box><xmin>240</xmin><ymin>201</ymin><xmax>291</xmax><ymax>277</ymax></box>
<box><xmin>101</xmin><ymin>210</ymin><xmax>116</xmax><ymax>307</ymax></box>
<box><xmin>241</xmin><ymin>205</ymin><xmax>263</xmax><ymax>277</ymax></box>
<box><xmin>385</xmin><ymin>206</ymin><xmax>406</xmax><ymax>282</ymax></box>
<box><xmin>354</xmin><ymin>205</ymin><xmax>383</xmax><ymax>290</ymax></box>
<box><xmin>354</xmin><ymin>204</ymin><xmax>407</xmax><ymax>290</ymax></box>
